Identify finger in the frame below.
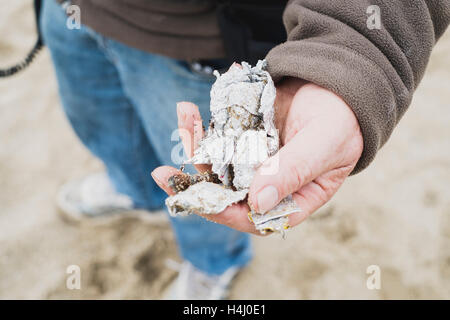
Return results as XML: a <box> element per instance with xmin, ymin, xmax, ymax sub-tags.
<box><xmin>151</xmin><ymin>165</ymin><xmax>182</xmax><ymax>196</ymax></box>
<box><xmin>199</xmin><ymin>202</ymin><xmax>263</xmax><ymax>235</ymax></box>
<box><xmin>176</xmin><ymin>101</ymin><xmax>210</xmax><ymax>173</ymax></box>
<box><xmin>232</xmin><ymin>62</ymin><xmax>242</xmax><ymax>69</ymax></box>
<box><xmin>152</xmin><ymin>165</ymin><xmax>263</xmax><ymax>235</ymax></box>
<box><xmin>249</xmin><ymin>121</ymin><xmax>339</xmax><ymax>214</ymax></box>
<box><xmin>287</xmin><ymin>165</ymin><xmax>352</xmax><ymax>227</ymax></box>
<box><xmin>176</xmin><ymin>101</ymin><xmax>203</xmax><ymax>157</ymax></box>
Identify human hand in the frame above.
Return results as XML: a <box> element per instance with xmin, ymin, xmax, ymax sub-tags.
<box><xmin>151</xmin><ymin>77</ymin><xmax>363</xmax><ymax>235</ymax></box>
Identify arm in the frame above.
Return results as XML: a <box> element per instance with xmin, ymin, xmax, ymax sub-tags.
<box><xmin>152</xmin><ymin>1</ymin><xmax>450</xmax><ymax>233</ymax></box>
<box><xmin>267</xmin><ymin>0</ymin><xmax>450</xmax><ymax>173</ymax></box>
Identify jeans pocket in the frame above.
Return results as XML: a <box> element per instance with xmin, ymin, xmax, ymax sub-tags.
<box><xmin>164</xmin><ymin>58</ymin><xmax>217</xmax><ymax>83</ymax></box>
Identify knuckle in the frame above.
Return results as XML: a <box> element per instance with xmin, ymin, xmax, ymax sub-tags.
<box><xmin>291</xmin><ymin>157</ymin><xmax>313</xmax><ymax>190</ymax></box>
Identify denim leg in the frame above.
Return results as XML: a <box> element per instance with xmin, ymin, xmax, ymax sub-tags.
<box><xmin>40</xmin><ymin>0</ymin><xmax>166</xmax><ymax>209</ymax></box>
<box><xmin>42</xmin><ymin>0</ymin><xmax>252</xmax><ymax>275</ymax></box>
<box><xmin>106</xmin><ymin>41</ymin><xmax>252</xmax><ymax>275</ymax></box>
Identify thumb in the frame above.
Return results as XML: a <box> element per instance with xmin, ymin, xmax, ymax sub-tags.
<box><xmin>249</xmin><ymin>122</ymin><xmax>338</xmax><ymax>214</ymax></box>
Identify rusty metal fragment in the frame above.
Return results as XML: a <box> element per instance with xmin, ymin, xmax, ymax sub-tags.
<box><xmin>168</xmin><ymin>171</ymin><xmax>220</xmax><ymax>194</ymax></box>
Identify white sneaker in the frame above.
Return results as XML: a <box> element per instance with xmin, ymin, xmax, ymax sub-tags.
<box><xmin>56</xmin><ymin>172</ymin><xmax>167</xmax><ymax>225</ymax></box>
<box><xmin>164</xmin><ymin>260</ymin><xmax>240</xmax><ymax>300</ymax></box>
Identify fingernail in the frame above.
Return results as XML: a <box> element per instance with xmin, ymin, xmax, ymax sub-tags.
<box><xmin>151</xmin><ymin>169</ymin><xmax>163</xmax><ymax>185</ymax></box>
<box><xmin>256</xmin><ymin>185</ymin><xmax>279</xmax><ymax>214</ymax></box>
<box><xmin>176</xmin><ymin>102</ymin><xmax>186</xmax><ymax>116</ymax></box>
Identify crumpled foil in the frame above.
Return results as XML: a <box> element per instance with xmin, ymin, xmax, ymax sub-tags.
<box><xmin>165</xmin><ymin>60</ymin><xmax>301</xmax><ymax>234</ymax></box>
<box><xmin>248</xmin><ymin>195</ymin><xmax>300</xmax><ymax>236</ymax></box>
<box><xmin>166</xmin><ymin>182</ymin><xmax>248</xmax><ymax>216</ymax></box>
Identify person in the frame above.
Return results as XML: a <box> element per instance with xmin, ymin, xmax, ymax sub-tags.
<box><xmin>40</xmin><ymin>0</ymin><xmax>449</xmax><ymax>299</ymax></box>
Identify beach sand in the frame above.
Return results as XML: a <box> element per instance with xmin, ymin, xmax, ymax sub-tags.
<box><xmin>1</xmin><ymin>1</ymin><xmax>449</xmax><ymax>299</ymax></box>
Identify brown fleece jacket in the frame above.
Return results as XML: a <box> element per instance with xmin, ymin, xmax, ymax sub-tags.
<box><xmin>61</xmin><ymin>0</ymin><xmax>450</xmax><ymax>173</ymax></box>
<box><xmin>266</xmin><ymin>0</ymin><xmax>450</xmax><ymax>173</ymax></box>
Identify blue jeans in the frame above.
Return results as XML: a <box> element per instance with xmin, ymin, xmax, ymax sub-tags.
<box><xmin>40</xmin><ymin>0</ymin><xmax>251</xmax><ymax>275</ymax></box>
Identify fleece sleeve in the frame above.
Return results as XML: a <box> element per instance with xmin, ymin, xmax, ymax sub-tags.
<box><xmin>266</xmin><ymin>0</ymin><xmax>450</xmax><ymax>173</ymax></box>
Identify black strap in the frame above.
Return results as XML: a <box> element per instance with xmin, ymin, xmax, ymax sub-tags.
<box><xmin>0</xmin><ymin>0</ymin><xmax>43</xmax><ymax>78</ymax></box>
<box><xmin>216</xmin><ymin>0</ymin><xmax>288</xmax><ymax>65</ymax></box>
<box><xmin>1</xmin><ymin>0</ymin><xmax>287</xmax><ymax>77</ymax></box>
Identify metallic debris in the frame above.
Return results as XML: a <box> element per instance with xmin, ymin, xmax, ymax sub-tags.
<box><xmin>249</xmin><ymin>195</ymin><xmax>299</xmax><ymax>235</ymax></box>
<box><xmin>188</xmin><ymin>60</ymin><xmax>279</xmax><ymax>189</ymax></box>
<box><xmin>166</xmin><ymin>182</ymin><xmax>248</xmax><ymax>216</ymax></box>
<box><xmin>165</xmin><ymin>60</ymin><xmax>301</xmax><ymax>234</ymax></box>
<box><xmin>168</xmin><ymin>171</ymin><xmax>220</xmax><ymax>194</ymax></box>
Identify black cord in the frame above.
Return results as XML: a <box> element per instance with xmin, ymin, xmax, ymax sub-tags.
<box><xmin>0</xmin><ymin>39</ymin><xmax>43</xmax><ymax>78</ymax></box>
<box><xmin>1</xmin><ymin>0</ymin><xmax>43</xmax><ymax>78</ymax></box>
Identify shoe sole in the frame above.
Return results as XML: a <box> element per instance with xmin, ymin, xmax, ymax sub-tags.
<box><xmin>56</xmin><ymin>205</ymin><xmax>169</xmax><ymax>227</ymax></box>
<box><xmin>56</xmin><ymin>178</ymin><xmax>169</xmax><ymax>227</ymax></box>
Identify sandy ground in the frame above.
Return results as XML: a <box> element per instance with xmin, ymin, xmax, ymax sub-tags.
<box><xmin>1</xmin><ymin>1</ymin><xmax>449</xmax><ymax>299</ymax></box>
